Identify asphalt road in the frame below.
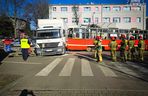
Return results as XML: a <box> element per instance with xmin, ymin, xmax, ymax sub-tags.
<box><xmin>0</xmin><ymin>51</ymin><xmax>148</xmax><ymax>96</ymax></box>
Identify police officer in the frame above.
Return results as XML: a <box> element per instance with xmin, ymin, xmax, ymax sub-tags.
<box><xmin>20</xmin><ymin>33</ymin><xmax>31</xmax><ymax>61</ymax></box>
<box><xmin>109</xmin><ymin>36</ymin><xmax>118</xmax><ymax>62</ymax></box>
<box><xmin>95</xmin><ymin>36</ymin><xmax>103</xmax><ymax>62</ymax></box>
<box><xmin>138</xmin><ymin>36</ymin><xmax>145</xmax><ymax>62</ymax></box>
<box><xmin>120</xmin><ymin>34</ymin><xmax>127</xmax><ymax>62</ymax></box>
<box><xmin>128</xmin><ymin>36</ymin><xmax>135</xmax><ymax>61</ymax></box>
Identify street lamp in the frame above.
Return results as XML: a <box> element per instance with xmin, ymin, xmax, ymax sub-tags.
<box><xmin>92</xmin><ymin>12</ymin><xmax>95</xmax><ymax>24</ymax></box>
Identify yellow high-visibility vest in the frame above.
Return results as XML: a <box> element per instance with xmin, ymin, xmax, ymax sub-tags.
<box><xmin>20</xmin><ymin>39</ymin><xmax>30</xmax><ymax>48</ymax></box>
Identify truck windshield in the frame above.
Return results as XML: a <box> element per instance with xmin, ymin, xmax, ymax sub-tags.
<box><xmin>37</xmin><ymin>29</ymin><xmax>61</xmax><ymax>39</ymax></box>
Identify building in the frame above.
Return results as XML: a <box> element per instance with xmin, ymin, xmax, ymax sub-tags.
<box><xmin>10</xmin><ymin>17</ymin><xmax>30</xmax><ymax>38</ymax></box>
<box><xmin>49</xmin><ymin>0</ymin><xmax>146</xmax><ymax>30</ymax></box>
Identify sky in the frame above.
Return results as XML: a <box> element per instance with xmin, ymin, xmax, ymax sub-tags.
<box><xmin>50</xmin><ymin>0</ymin><xmax>148</xmax><ymax>16</ymax></box>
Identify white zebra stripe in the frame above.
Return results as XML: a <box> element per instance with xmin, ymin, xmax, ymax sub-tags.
<box><xmin>59</xmin><ymin>58</ymin><xmax>75</xmax><ymax>76</ymax></box>
<box><xmin>113</xmin><ymin>63</ymin><xmax>139</xmax><ymax>77</ymax></box>
<box><xmin>97</xmin><ymin>64</ymin><xmax>117</xmax><ymax>77</ymax></box>
<box><xmin>81</xmin><ymin>59</ymin><xmax>94</xmax><ymax>76</ymax></box>
<box><xmin>35</xmin><ymin>58</ymin><xmax>62</xmax><ymax>76</ymax></box>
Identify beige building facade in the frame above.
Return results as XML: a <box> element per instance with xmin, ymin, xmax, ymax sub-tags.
<box><xmin>49</xmin><ymin>3</ymin><xmax>146</xmax><ymax>30</ymax></box>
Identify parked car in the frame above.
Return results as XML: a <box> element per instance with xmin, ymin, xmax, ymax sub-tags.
<box><xmin>11</xmin><ymin>39</ymin><xmax>20</xmax><ymax>47</ymax></box>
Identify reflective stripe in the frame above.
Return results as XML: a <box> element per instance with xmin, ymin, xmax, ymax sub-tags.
<box><xmin>67</xmin><ymin>44</ymin><xmax>109</xmax><ymax>47</ymax></box>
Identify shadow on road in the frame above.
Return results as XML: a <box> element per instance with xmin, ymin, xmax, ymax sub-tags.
<box><xmin>0</xmin><ymin>49</ymin><xmax>9</xmax><ymax>64</ymax></box>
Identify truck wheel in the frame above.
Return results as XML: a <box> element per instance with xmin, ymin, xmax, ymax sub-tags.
<box><xmin>86</xmin><ymin>47</ymin><xmax>92</xmax><ymax>52</ymax></box>
<box><xmin>61</xmin><ymin>47</ymin><xmax>66</xmax><ymax>55</ymax></box>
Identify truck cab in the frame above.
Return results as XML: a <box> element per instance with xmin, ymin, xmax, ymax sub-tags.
<box><xmin>35</xmin><ymin>19</ymin><xmax>67</xmax><ymax>55</ymax></box>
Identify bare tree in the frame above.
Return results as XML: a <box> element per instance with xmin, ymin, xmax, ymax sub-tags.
<box><xmin>10</xmin><ymin>0</ymin><xmax>26</xmax><ymax>37</ymax></box>
<box><xmin>72</xmin><ymin>5</ymin><xmax>80</xmax><ymax>26</ymax></box>
<box><xmin>0</xmin><ymin>0</ymin><xmax>27</xmax><ymax>37</ymax></box>
<box><xmin>24</xmin><ymin>0</ymin><xmax>50</xmax><ymax>27</ymax></box>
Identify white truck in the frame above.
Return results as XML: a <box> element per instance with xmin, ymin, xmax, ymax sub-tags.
<box><xmin>34</xmin><ymin>19</ymin><xmax>67</xmax><ymax>55</ymax></box>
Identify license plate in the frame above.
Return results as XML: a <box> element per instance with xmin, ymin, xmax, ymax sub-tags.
<box><xmin>46</xmin><ymin>49</ymin><xmax>52</xmax><ymax>52</ymax></box>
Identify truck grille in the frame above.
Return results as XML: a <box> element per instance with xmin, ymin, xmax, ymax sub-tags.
<box><xmin>38</xmin><ymin>42</ymin><xmax>59</xmax><ymax>48</ymax></box>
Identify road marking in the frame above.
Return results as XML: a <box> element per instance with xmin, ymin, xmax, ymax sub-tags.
<box><xmin>127</xmin><ymin>62</ymin><xmax>148</xmax><ymax>73</ymax></box>
<box><xmin>59</xmin><ymin>58</ymin><xmax>75</xmax><ymax>76</ymax></box>
<box><xmin>113</xmin><ymin>63</ymin><xmax>139</xmax><ymax>77</ymax></box>
<box><xmin>81</xmin><ymin>59</ymin><xmax>94</xmax><ymax>76</ymax></box>
<box><xmin>35</xmin><ymin>58</ymin><xmax>62</xmax><ymax>76</ymax></box>
<box><xmin>3</xmin><ymin>61</ymin><xmax>42</xmax><ymax>64</ymax></box>
<box><xmin>97</xmin><ymin>63</ymin><xmax>117</xmax><ymax>77</ymax></box>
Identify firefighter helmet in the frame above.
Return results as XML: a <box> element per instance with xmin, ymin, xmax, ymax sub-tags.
<box><xmin>111</xmin><ymin>36</ymin><xmax>115</xmax><ymax>40</ymax></box>
<box><xmin>96</xmin><ymin>36</ymin><xmax>102</xmax><ymax>40</ymax></box>
<box><xmin>139</xmin><ymin>35</ymin><xmax>143</xmax><ymax>39</ymax></box>
<box><xmin>121</xmin><ymin>34</ymin><xmax>126</xmax><ymax>39</ymax></box>
<box><xmin>130</xmin><ymin>36</ymin><xmax>134</xmax><ymax>40</ymax></box>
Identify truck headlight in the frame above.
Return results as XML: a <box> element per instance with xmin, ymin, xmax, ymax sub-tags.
<box><xmin>57</xmin><ymin>48</ymin><xmax>62</xmax><ymax>51</ymax></box>
<box><xmin>58</xmin><ymin>42</ymin><xmax>63</xmax><ymax>46</ymax></box>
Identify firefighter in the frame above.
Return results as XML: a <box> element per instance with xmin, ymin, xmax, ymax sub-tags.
<box><xmin>138</xmin><ymin>36</ymin><xmax>145</xmax><ymax>62</ymax></box>
<box><xmin>95</xmin><ymin>36</ymin><xmax>103</xmax><ymax>62</ymax></box>
<box><xmin>120</xmin><ymin>34</ymin><xmax>127</xmax><ymax>62</ymax></box>
<box><xmin>109</xmin><ymin>36</ymin><xmax>118</xmax><ymax>62</ymax></box>
<box><xmin>128</xmin><ymin>36</ymin><xmax>135</xmax><ymax>61</ymax></box>
<box><xmin>93</xmin><ymin>37</ymin><xmax>98</xmax><ymax>59</ymax></box>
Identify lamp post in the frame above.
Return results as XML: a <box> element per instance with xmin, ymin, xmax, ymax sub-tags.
<box><xmin>92</xmin><ymin>12</ymin><xmax>95</xmax><ymax>24</ymax></box>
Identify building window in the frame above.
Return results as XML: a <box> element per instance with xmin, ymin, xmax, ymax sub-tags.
<box><xmin>112</xmin><ymin>6</ymin><xmax>121</xmax><ymax>11</ymax></box>
<box><xmin>83</xmin><ymin>18</ymin><xmax>91</xmax><ymax>23</ymax></box>
<box><xmin>113</xmin><ymin>17</ymin><xmax>120</xmax><ymax>23</ymax></box>
<box><xmin>95</xmin><ymin>17</ymin><xmax>99</xmax><ymax>24</ymax></box>
<box><xmin>103</xmin><ymin>17</ymin><xmax>110</xmax><ymax>23</ymax></box>
<box><xmin>61</xmin><ymin>7</ymin><xmax>68</xmax><ymax>12</ymax></box>
<box><xmin>52</xmin><ymin>7</ymin><xmax>56</xmax><ymax>11</ymax></box>
<box><xmin>72</xmin><ymin>7</ymin><xmax>79</xmax><ymax>12</ymax></box>
<box><xmin>135</xmin><ymin>6</ymin><xmax>141</xmax><ymax>11</ymax></box>
<box><xmin>72</xmin><ymin>18</ymin><xmax>79</xmax><ymax>24</ymax></box>
<box><xmin>136</xmin><ymin>17</ymin><xmax>141</xmax><ymax>22</ymax></box>
<box><xmin>61</xmin><ymin>18</ymin><xmax>68</xmax><ymax>23</ymax></box>
<box><xmin>103</xmin><ymin>6</ymin><xmax>110</xmax><ymax>12</ymax></box>
<box><xmin>84</xmin><ymin>7</ymin><xmax>91</xmax><ymax>12</ymax></box>
<box><xmin>123</xmin><ymin>17</ymin><xmax>131</xmax><ymax>23</ymax></box>
<box><xmin>95</xmin><ymin>7</ymin><xmax>99</xmax><ymax>11</ymax></box>
<box><xmin>123</xmin><ymin>6</ymin><xmax>131</xmax><ymax>11</ymax></box>
<box><xmin>72</xmin><ymin>18</ymin><xmax>75</xmax><ymax>23</ymax></box>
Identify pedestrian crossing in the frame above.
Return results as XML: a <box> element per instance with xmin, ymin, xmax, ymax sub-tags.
<box><xmin>97</xmin><ymin>62</ymin><xmax>117</xmax><ymax>77</ymax></box>
<box><xmin>34</xmin><ymin>57</ymin><xmax>141</xmax><ymax>78</ymax></box>
<box><xmin>59</xmin><ymin>58</ymin><xmax>75</xmax><ymax>76</ymax></box>
<box><xmin>81</xmin><ymin>59</ymin><xmax>94</xmax><ymax>76</ymax></box>
<box><xmin>35</xmin><ymin>58</ymin><xmax>63</xmax><ymax>76</ymax></box>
